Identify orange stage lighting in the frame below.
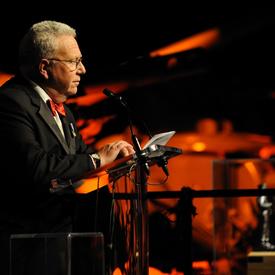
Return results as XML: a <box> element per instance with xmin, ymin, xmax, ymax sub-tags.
<box><xmin>0</xmin><ymin>71</ymin><xmax>13</xmax><ymax>86</ymax></box>
<box><xmin>67</xmin><ymin>82</ymin><xmax>129</xmax><ymax>106</ymax></box>
<box><xmin>150</xmin><ymin>28</ymin><xmax>220</xmax><ymax>57</ymax></box>
<box><xmin>74</xmin><ymin>172</ymin><xmax>109</xmax><ymax>194</ymax></box>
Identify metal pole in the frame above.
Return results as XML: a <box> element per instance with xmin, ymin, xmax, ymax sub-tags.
<box><xmin>132</xmin><ymin>161</ymin><xmax>149</xmax><ymax>275</ymax></box>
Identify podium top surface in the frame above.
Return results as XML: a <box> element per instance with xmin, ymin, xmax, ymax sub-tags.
<box><xmin>84</xmin><ymin>144</ymin><xmax>182</xmax><ymax>179</ymax></box>
<box><xmin>66</xmin><ymin>144</ymin><xmax>183</xmax><ymax>193</ymax></box>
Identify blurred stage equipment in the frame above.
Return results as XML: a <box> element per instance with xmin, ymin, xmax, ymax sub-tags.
<box><xmin>257</xmin><ymin>183</ymin><xmax>275</xmax><ymax>250</ymax></box>
<box><xmin>212</xmin><ymin>159</ymin><xmax>275</xmax><ymax>275</ymax></box>
<box><xmin>91</xmin><ymin>118</ymin><xmax>274</xmax><ymax>274</ymax></box>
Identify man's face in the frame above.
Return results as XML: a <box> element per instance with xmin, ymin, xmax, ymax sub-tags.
<box><xmin>46</xmin><ymin>35</ymin><xmax>86</xmax><ymax>99</ymax></box>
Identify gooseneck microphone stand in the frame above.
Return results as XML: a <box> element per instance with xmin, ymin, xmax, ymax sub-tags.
<box><xmin>103</xmin><ymin>88</ymin><xmax>150</xmax><ymax>275</ymax></box>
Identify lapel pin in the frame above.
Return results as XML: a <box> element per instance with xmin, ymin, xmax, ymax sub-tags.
<box><xmin>69</xmin><ymin>123</ymin><xmax>77</xmax><ymax>138</ymax></box>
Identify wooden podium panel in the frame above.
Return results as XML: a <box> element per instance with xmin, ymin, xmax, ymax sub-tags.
<box><xmin>248</xmin><ymin>251</ymin><xmax>275</xmax><ymax>275</ymax></box>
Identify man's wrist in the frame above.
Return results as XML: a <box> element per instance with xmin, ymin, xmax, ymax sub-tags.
<box><xmin>90</xmin><ymin>153</ymin><xmax>101</xmax><ymax>169</ymax></box>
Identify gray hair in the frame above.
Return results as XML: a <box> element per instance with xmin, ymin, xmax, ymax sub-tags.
<box><xmin>19</xmin><ymin>20</ymin><xmax>76</xmax><ymax>71</ymax></box>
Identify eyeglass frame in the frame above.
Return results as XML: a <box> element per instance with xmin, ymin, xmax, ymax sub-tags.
<box><xmin>47</xmin><ymin>57</ymin><xmax>83</xmax><ymax>71</ymax></box>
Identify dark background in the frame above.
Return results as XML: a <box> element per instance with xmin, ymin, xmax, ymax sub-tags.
<box><xmin>1</xmin><ymin>5</ymin><xmax>275</xmax><ymax>138</ymax></box>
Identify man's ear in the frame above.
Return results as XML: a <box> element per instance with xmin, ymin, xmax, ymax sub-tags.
<box><xmin>39</xmin><ymin>59</ymin><xmax>50</xmax><ymax>79</ymax></box>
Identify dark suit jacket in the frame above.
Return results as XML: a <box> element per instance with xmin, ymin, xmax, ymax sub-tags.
<box><xmin>0</xmin><ymin>76</ymin><xmax>116</xmax><ymax>275</ymax></box>
<box><xmin>0</xmin><ymin>75</ymin><xmax>97</xmax><ymax>273</ymax></box>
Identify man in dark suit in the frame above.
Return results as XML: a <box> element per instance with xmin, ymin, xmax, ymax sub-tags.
<box><xmin>0</xmin><ymin>20</ymin><xmax>134</xmax><ymax>275</ymax></box>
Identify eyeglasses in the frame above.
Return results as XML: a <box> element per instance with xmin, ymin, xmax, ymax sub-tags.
<box><xmin>48</xmin><ymin>57</ymin><xmax>83</xmax><ymax>71</ymax></box>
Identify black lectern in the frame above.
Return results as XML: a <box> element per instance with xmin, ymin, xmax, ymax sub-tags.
<box><xmin>79</xmin><ymin>144</ymin><xmax>182</xmax><ymax>275</ymax></box>
<box><xmin>109</xmin><ymin>144</ymin><xmax>182</xmax><ymax>275</ymax></box>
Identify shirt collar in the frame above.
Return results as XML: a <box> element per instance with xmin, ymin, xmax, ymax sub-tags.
<box><xmin>27</xmin><ymin>79</ymin><xmax>52</xmax><ymax>104</ymax></box>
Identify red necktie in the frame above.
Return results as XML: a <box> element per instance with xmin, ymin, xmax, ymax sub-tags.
<box><xmin>48</xmin><ymin>100</ymin><xmax>66</xmax><ymax>117</ymax></box>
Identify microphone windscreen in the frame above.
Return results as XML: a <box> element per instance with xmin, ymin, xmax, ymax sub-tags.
<box><xmin>103</xmin><ymin>88</ymin><xmax>116</xmax><ymax>98</ymax></box>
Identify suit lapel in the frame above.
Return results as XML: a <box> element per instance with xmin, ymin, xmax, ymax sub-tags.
<box><xmin>60</xmin><ymin>116</ymin><xmax>76</xmax><ymax>154</ymax></box>
<box><xmin>38</xmin><ymin>100</ymin><xmax>71</xmax><ymax>154</ymax></box>
<box><xmin>25</xmin><ymin>80</ymin><xmax>75</xmax><ymax>154</ymax></box>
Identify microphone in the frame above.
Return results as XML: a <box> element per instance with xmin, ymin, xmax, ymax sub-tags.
<box><xmin>103</xmin><ymin>88</ymin><xmax>128</xmax><ymax>111</ymax></box>
<box><xmin>102</xmin><ymin>88</ymin><xmax>120</xmax><ymax>100</ymax></box>
<box><xmin>103</xmin><ymin>87</ymin><xmax>141</xmax><ymax>150</ymax></box>
<box><xmin>103</xmin><ymin>88</ymin><xmax>169</xmax><ymax>177</ymax></box>
<box><xmin>102</xmin><ymin>88</ymin><xmax>116</xmax><ymax>97</ymax></box>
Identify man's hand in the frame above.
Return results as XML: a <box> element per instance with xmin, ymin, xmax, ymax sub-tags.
<box><xmin>97</xmin><ymin>140</ymin><xmax>135</xmax><ymax>167</ymax></box>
